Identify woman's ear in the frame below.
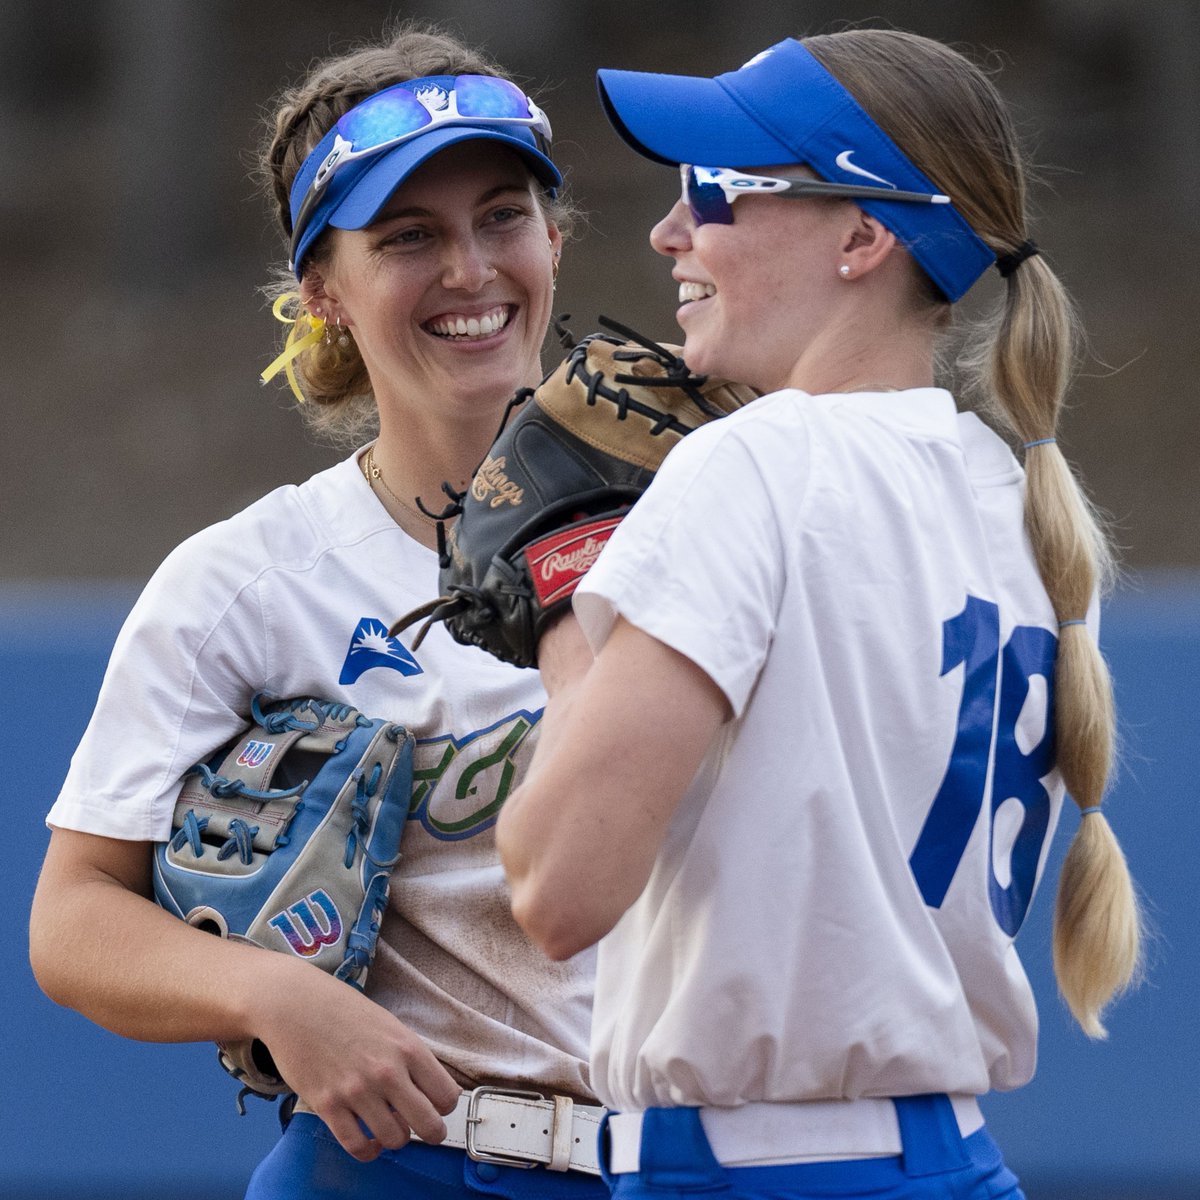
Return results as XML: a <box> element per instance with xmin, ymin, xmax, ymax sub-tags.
<box><xmin>840</xmin><ymin>211</ymin><xmax>898</xmax><ymax>279</ymax></box>
<box><xmin>298</xmin><ymin>268</ymin><xmax>335</xmax><ymax>320</ymax></box>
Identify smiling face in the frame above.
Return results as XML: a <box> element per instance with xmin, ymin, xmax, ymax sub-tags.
<box><xmin>307</xmin><ymin>140</ymin><xmax>561</xmax><ymax>426</ymax></box>
<box><xmin>650</xmin><ymin>180</ymin><xmax>857</xmax><ymax>394</ymax></box>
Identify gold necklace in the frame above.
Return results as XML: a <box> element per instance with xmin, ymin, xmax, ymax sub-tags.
<box><xmin>363</xmin><ymin>444</ymin><xmax>437</xmax><ymax>525</ymax></box>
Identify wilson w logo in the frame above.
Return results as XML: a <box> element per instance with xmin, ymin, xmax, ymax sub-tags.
<box><xmin>236</xmin><ymin>740</ymin><xmax>274</xmax><ymax>768</ymax></box>
<box><xmin>268</xmin><ymin>889</ymin><xmax>343</xmax><ymax>957</ymax></box>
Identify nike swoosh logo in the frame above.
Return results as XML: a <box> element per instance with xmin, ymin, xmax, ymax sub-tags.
<box><xmin>835</xmin><ymin>151</ymin><xmax>895</xmax><ymax>188</ymax></box>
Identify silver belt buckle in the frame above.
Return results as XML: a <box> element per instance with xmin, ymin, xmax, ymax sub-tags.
<box><xmin>465</xmin><ymin>1084</ymin><xmax>546</xmax><ymax>1169</ymax></box>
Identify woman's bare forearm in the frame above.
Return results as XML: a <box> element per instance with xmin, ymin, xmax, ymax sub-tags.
<box><xmin>29</xmin><ymin>828</ymin><xmax>292</xmax><ymax>1044</ymax></box>
<box><xmin>29</xmin><ymin>827</ymin><xmax>461</xmax><ymax>1162</ymax></box>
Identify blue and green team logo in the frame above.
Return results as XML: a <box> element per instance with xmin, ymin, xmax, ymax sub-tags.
<box><xmin>410</xmin><ymin>709</ymin><xmax>542</xmax><ymax>840</ymax></box>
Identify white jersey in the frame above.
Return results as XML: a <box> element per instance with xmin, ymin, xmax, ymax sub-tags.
<box><xmin>574</xmin><ymin>387</ymin><xmax>1082</xmax><ymax>1113</ymax></box>
<box><xmin>49</xmin><ymin>451</ymin><xmax>595</xmax><ymax>1098</ymax></box>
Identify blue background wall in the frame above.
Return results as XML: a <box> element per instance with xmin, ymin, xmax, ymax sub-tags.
<box><xmin>3</xmin><ymin>578</ymin><xmax>1197</xmax><ymax>1199</ymax></box>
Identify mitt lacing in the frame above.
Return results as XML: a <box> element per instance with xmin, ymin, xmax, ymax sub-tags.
<box><xmin>169</xmin><ymin>808</ymin><xmax>265</xmax><ymax>866</ymax></box>
<box><xmin>186</xmin><ymin>761</ymin><xmax>307</xmax><ymax>804</ymax></box>
<box><xmin>250</xmin><ymin>694</ymin><xmax>367</xmax><ymax>733</ymax></box>
<box><xmin>337</xmin><ymin>871</ymin><xmax>391</xmax><ymax>984</ymax></box>
<box><xmin>388</xmin><ymin>591</ymin><xmax>475</xmax><ymax>648</ymax></box>
<box><xmin>217</xmin><ymin>818</ymin><xmax>261</xmax><ymax>864</ymax></box>
<box><xmin>552</xmin><ymin>312</ymin><xmax>577</xmax><ymax>348</ymax></box>
<box><xmin>599</xmin><ymin>313</ymin><xmax>730</xmax><ymax>420</ymax></box>
<box><xmin>560</xmin><ymin>325</ymin><xmax>716</xmax><ymax>433</ymax></box>
<box><xmin>343</xmin><ymin>762</ymin><xmax>401</xmax><ymax>870</ymax></box>
<box><xmin>170</xmin><ymin>810</ymin><xmax>210</xmax><ymax>857</ymax></box>
<box><xmin>176</xmin><ymin>761</ymin><xmax>308</xmax><ymax>863</ymax></box>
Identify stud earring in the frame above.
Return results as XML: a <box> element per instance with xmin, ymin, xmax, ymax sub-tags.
<box><xmin>838</xmin><ymin>264</ymin><xmax>852</xmax><ymax>279</ymax></box>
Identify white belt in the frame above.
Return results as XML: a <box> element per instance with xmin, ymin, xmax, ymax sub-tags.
<box><xmin>608</xmin><ymin>1095</ymin><xmax>984</xmax><ymax>1172</ymax></box>
<box><xmin>416</xmin><ymin>1086</ymin><xmax>604</xmax><ymax>1175</ymax></box>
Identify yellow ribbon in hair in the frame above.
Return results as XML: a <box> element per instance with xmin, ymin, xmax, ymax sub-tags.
<box><xmin>260</xmin><ymin>293</ymin><xmax>325</xmax><ymax>403</ymax></box>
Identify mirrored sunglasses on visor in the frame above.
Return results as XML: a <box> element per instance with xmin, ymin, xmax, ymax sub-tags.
<box><xmin>289</xmin><ymin>74</ymin><xmax>553</xmax><ymax>269</ymax></box>
<box><xmin>681</xmin><ymin>164</ymin><xmax>950</xmax><ymax>226</ymax></box>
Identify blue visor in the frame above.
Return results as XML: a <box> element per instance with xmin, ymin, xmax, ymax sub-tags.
<box><xmin>288</xmin><ymin>75</ymin><xmax>561</xmax><ymax>276</ymax></box>
<box><xmin>597</xmin><ymin>40</ymin><xmax>995</xmax><ymax>302</ymax></box>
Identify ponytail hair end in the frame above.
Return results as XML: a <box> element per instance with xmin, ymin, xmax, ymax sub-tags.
<box><xmin>1052</xmin><ymin>810</ymin><xmax>1143</xmax><ymax>1039</ymax></box>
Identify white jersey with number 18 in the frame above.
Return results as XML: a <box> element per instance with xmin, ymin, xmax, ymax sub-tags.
<box><xmin>574</xmin><ymin>386</ymin><xmax>1084</xmax><ymax>1114</ymax></box>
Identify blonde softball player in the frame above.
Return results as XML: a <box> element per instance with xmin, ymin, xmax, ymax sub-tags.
<box><xmin>497</xmin><ymin>29</ymin><xmax>1142</xmax><ymax>1200</ymax></box>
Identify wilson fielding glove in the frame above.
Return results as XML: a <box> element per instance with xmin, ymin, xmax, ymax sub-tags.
<box><xmin>153</xmin><ymin>695</ymin><xmax>413</xmax><ymax>1108</ymax></box>
<box><xmin>391</xmin><ymin>320</ymin><xmax>758</xmax><ymax>668</ymax></box>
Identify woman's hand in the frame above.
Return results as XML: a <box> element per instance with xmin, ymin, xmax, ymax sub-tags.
<box><xmin>254</xmin><ymin>956</ymin><xmax>461</xmax><ymax>1161</ymax></box>
<box><xmin>30</xmin><ymin>828</ymin><xmax>460</xmax><ymax>1163</ymax></box>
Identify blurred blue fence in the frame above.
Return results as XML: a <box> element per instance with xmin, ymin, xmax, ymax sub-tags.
<box><xmin>3</xmin><ymin>577</ymin><xmax>1197</xmax><ymax>1199</ymax></box>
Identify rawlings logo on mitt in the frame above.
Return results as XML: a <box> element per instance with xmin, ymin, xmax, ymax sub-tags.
<box><xmin>390</xmin><ymin>318</ymin><xmax>759</xmax><ymax>668</ymax></box>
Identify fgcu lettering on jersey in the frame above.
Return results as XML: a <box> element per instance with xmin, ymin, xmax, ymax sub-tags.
<box><xmin>236</xmin><ymin>740</ymin><xmax>274</xmax><ymax>769</ymax></box>
<box><xmin>267</xmin><ymin>889</ymin><xmax>343</xmax><ymax>958</ymax></box>
<box><xmin>527</xmin><ymin>517</ymin><xmax>623</xmax><ymax>606</ymax></box>
<box><xmin>411</xmin><ymin>709</ymin><xmax>542</xmax><ymax>841</ymax></box>
<box><xmin>340</xmin><ymin>616</ymin><xmax>424</xmax><ymax>684</ymax></box>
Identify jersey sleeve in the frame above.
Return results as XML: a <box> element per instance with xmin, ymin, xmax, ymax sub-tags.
<box><xmin>47</xmin><ymin>527</ymin><xmax>271</xmax><ymax>841</ymax></box>
<box><xmin>575</xmin><ymin>417</ymin><xmax>797</xmax><ymax>718</ymax></box>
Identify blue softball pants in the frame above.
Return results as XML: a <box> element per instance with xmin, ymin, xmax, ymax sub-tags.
<box><xmin>602</xmin><ymin>1096</ymin><xmax>1025</xmax><ymax>1200</ymax></box>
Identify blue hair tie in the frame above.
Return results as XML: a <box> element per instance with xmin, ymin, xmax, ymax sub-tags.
<box><xmin>1023</xmin><ymin>437</ymin><xmax>1056</xmax><ymax>449</ymax></box>
<box><xmin>1058</xmin><ymin>618</ymin><xmax>1087</xmax><ymax>629</ymax></box>
<box><xmin>1079</xmin><ymin>806</ymin><xmax>1103</xmax><ymax>818</ymax></box>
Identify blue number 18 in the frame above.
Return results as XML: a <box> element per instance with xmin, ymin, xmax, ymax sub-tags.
<box><xmin>909</xmin><ymin>596</ymin><xmax>1057</xmax><ymax>936</ymax></box>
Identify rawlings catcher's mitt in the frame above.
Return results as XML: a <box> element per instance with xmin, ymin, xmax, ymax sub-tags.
<box><xmin>153</xmin><ymin>695</ymin><xmax>413</xmax><ymax>1109</ymax></box>
<box><xmin>391</xmin><ymin>318</ymin><xmax>758</xmax><ymax>668</ymax></box>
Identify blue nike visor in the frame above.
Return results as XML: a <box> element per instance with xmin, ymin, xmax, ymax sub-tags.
<box><xmin>596</xmin><ymin>40</ymin><xmax>995</xmax><ymax>302</ymax></box>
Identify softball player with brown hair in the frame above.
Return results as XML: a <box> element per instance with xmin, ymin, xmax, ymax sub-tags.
<box><xmin>498</xmin><ymin>29</ymin><xmax>1142</xmax><ymax>1200</ymax></box>
<box><xmin>30</xmin><ymin>22</ymin><xmax>609</xmax><ymax>1200</ymax></box>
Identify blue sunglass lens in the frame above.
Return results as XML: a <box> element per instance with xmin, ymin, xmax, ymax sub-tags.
<box><xmin>454</xmin><ymin>75</ymin><xmax>530</xmax><ymax>118</ymax></box>
<box><xmin>338</xmin><ymin>87</ymin><xmax>432</xmax><ymax>150</ymax></box>
<box><xmin>685</xmin><ymin>169</ymin><xmax>735</xmax><ymax>225</ymax></box>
